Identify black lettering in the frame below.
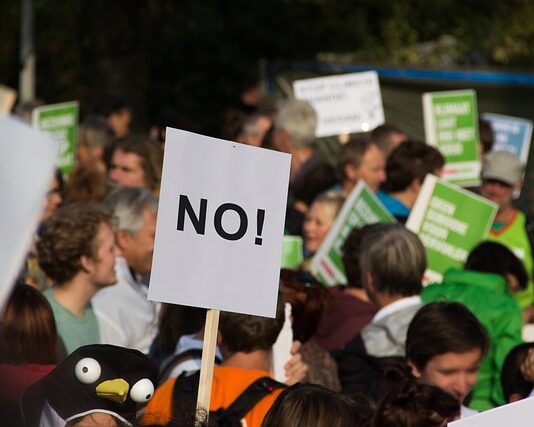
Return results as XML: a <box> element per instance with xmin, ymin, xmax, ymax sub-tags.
<box><xmin>214</xmin><ymin>203</ymin><xmax>248</xmax><ymax>241</ymax></box>
<box><xmin>177</xmin><ymin>195</ymin><xmax>207</xmax><ymax>234</ymax></box>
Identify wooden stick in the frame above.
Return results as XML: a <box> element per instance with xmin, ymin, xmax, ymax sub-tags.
<box><xmin>196</xmin><ymin>308</ymin><xmax>220</xmax><ymax>425</ymax></box>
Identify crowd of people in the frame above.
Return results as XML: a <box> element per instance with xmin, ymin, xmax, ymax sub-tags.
<box><xmin>2</xmin><ymin>85</ymin><xmax>534</xmax><ymax>427</ymax></box>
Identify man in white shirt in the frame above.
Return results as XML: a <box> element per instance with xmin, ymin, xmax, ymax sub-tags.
<box><xmin>92</xmin><ymin>186</ymin><xmax>159</xmax><ymax>353</ymax></box>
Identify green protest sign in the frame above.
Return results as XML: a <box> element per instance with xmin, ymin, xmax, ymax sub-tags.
<box><xmin>423</xmin><ymin>90</ymin><xmax>480</xmax><ymax>187</ymax></box>
<box><xmin>32</xmin><ymin>101</ymin><xmax>79</xmax><ymax>177</ymax></box>
<box><xmin>281</xmin><ymin>236</ymin><xmax>304</xmax><ymax>269</ymax></box>
<box><xmin>311</xmin><ymin>181</ymin><xmax>395</xmax><ymax>286</ymax></box>
<box><xmin>406</xmin><ymin>175</ymin><xmax>497</xmax><ymax>284</ymax></box>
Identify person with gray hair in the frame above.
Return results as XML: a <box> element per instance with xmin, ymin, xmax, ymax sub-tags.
<box><xmin>335</xmin><ymin>224</ymin><xmax>426</xmax><ymax>395</ymax></box>
<box><xmin>92</xmin><ymin>186</ymin><xmax>160</xmax><ymax>353</ymax></box>
<box><xmin>272</xmin><ymin>99</ymin><xmax>337</xmax><ymax>235</ymax></box>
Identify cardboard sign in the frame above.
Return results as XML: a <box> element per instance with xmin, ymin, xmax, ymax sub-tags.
<box><xmin>32</xmin><ymin>101</ymin><xmax>79</xmax><ymax>177</ymax></box>
<box><xmin>406</xmin><ymin>175</ymin><xmax>497</xmax><ymax>284</ymax></box>
<box><xmin>482</xmin><ymin>112</ymin><xmax>533</xmax><ymax>165</ymax></box>
<box><xmin>293</xmin><ymin>71</ymin><xmax>385</xmax><ymax>138</ymax></box>
<box><xmin>423</xmin><ymin>90</ymin><xmax>480</xmax><ymax>187</ymax></box>
<box><xmin>0</xmin><ymin>116</ymin><xmax>59</xmax><ymax>310</ymax></box>
<box><xmin>311</xmin><ymin>181</ymin><xmax>395</xmax><ymax>286</ymax></box>
<box><xmin>448</xmin><ymin>397</ymin><xmax>534</xmax><ymax>426</ymax></box>
<box><xmin>0</xmin><ymin>85</ymin><xmax>17</xmax><ymax>114</ymax></box>
<box><xmin>148</xmin><ymin>128</ymin><xmax>291</xmax><ymax>318</ymax></box>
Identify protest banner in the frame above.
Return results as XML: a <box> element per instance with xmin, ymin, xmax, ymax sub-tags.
<box><xmin>148</xmin><ymin>128</ymin><xmax>291</xmax><ymax>419</ymax></box>
<box><xmin>32</xmin><ymin>101</ymin><xmax>79</xmax><ymax>177</ymax></box>
<box><xmin>0</xmin><ymin>85</ymin><xmax>17</xmax><ymax>114</ymax></box>
<box><xmin>293</xmin><ymin>71</ymin><xmax>385</xmax><ymax>138</ymax></box>
<box><xmin>423</xmin><ymin>90</ymin><xmax>480</xmax><ymax>187</ymax></box>
<box><xmin>0</xmin><ymin>116</ymin><xmax>58</xmax><ymax>310</ymax></box>
<box><xmin>482</xmin><ymin>112</ymin><xmax>533</xmax><ymax>165</ymax></box>
<box><xmin>281</xmin><ymin>236</ymin><xmax>303</xmax><ymax>269</ymax></box>
<box><xmin>448</xmin><ymin>396</ymin><xmax>534</xmax><ymax>426</ymax></box>
<box><xmin>406</xmin><ymin>175</ymin><xmax>497</xmax><ymax>284</ymax></box>
<box><xmin>310</xmin><ymin>181</ymin><xmax>395</xmax><ymax>286</ymax></box>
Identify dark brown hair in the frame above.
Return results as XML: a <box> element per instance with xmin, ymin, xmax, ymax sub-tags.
<box><xmin>0</xmin><ymin>284</ymin><xmax>58</xmax><ymax>364</ymax></box>
<box><xmin>371</xmin><ymin>381</ymin><xmax>460</xmax><ymax>427</ymax></box>
<box><xmin>218</xmin><ymin>293</ymin><xmax>285</xmax><ymax>355</ymax></box>
<box><xmin>37</xmin><ymin>203</ymin><xmax>114</xmax><ymax>285</ymax></box>
<box><xmin>406</xmin><ymin>302</ymin><xmax>489</xmax><ymax>372</ymax></box>
<box><xmin>262</xmin><ymin>383</ymin><xmax>372</xmax><ymax>427</ymax></box>
<box><xmin>280</xmin><ymin>269</ymin><xmax>329</xmax><ymax>342</ymax></box>
<box><xmin>384</xmin><ymin>140</ymin><xmax>444</xmax><ymax>193</ymax></box>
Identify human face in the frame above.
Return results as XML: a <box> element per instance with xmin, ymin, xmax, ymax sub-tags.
<box><xmin>109</xmin><ymin>149</ymin><xmax>146</xmax><ymax>188</ymax></box>
<box><xmin>119</xmin><ymin>208</ymin><xmax>157</xmax><ymax>275</ymax></box>
<box><xmin>89</xmin><ymin>223</ymin><xmax>119</xmax><ymax>288</ymax></box>
<box><xmin>303</xmin><ymin>202</ymin><xmax>335</xmax><ymax>254</ymax></box>
<box><xmin>411</xmin><ymin>349</ymin><xmax>482</xmax><ymax>403</ymax></box>
<box><xmin>109</xmin><ymin>108</ymin><xmax>131</xmax><ymax>139</ymax></box>
<box><xmin>41</xmin><ymin>176</ymin><xmax>62</xmax><ymax>223</ymax></box>
<box><xmin>349</xmin><ymin>145</ymin><xmax>386</xmax><ymax>192</ymax></box>
<box><xmin>480</xmin><ymin>179</ymin><xmax>516</xmax><ymax>211</ymax></box>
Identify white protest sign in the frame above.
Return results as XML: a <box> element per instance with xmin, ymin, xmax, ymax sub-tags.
<box><xmin>293</xmin><ymin>71</ymin><xmax>385</xmax><ymax>138</ymax></box>
<box><xmin>0</xmin><ymin>116</ymin><xmax>58</xmax><ymax>309</ymax></box>
<box><xmin>448</xmin><ymin>397</ymin><xmax>534</xmax><ymax>426</ymax></box>
<box><xmin>148</xmin><ymin>128</ymin><xmax>291</xmax><ymax>318</ymax></box>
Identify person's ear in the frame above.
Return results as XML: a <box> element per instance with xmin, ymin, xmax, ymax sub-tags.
<box><xmin>115</xmin><ymin>229</ymin><xmax>131</xmax><ymax>252</ymax></box>
<box><xmin>514</xmin><ymin>179</ymin><xmax>524</xmax><ymax>193</ymax></box>
<box><xmin>409</xmin><ymin>178</ymin><xmax>422</xmax><ymax>194</ymax></box>
<box><xmin>344</xmin><ymin>164</ymin><xmax>359</xmax><ymax>182</ymax></box>
<box><xmin>407</xmin><ymin>360</ymin><xmax>422</xmax><ymax>379</ymax></box>
<box><xmin>80</xmin><ymin>254</ymin><xmax>94</xmax><ymax>274</ymax></box>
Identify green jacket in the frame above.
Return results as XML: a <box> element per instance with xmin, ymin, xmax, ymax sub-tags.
<box><xmin>422</xmin><ymin>268</ymin><xmax>523</xmax><ymax>411</ymax></box>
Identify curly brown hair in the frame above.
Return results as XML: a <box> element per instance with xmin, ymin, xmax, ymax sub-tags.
<box><xmin>37</xmin><ymin>203</ymin><xmax>114</xmax><ymax>285</ymax></box>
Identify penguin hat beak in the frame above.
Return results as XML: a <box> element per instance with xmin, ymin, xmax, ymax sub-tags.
<box><xmin>95</xmin><ymin>378</ymin><xmax>130</xmax><ymax>403</ymax></box>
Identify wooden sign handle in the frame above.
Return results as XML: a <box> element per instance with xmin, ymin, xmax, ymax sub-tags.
<box><xmin>196</xmin><ymin>308</ymin><xmax>220</xmax><ymax>425</ymax></box>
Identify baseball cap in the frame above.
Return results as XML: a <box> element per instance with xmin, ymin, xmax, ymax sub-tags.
<box><xmin>481</xmin><ymin>151</ymin><xmax>523</xmax><ymax>185</ymax></box>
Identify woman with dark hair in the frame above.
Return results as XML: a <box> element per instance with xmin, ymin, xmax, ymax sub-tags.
<box><xmin>371</xmin><ymin>381</ymin><xmax>460</xmax><ymax>427</ymax></box>
<box><xmin>0</xmin><ymin>284</ymin><xmax>61</xmax><ymax>424</ymax></box>
<box><xmin>406</xmin><ymin>302</ymin><xmax>489</xmax><ymax>418</ymax></box>
<box><xmin>262</xmin><ymin>383</ymin><xmax>372</xmax><ymax>427</ymax></box>
<box><xmin>280</xmin><ymin>269</ymin><xmax>340</xmax><ymax>391</ymax></box>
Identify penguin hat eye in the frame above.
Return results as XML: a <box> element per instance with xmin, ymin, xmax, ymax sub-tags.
<box><xmin>74</xmin><ymin>358</ymin><xmax>102</xmax><ymax>384</ymax></box>
<box><xmin>130</xmin><ymin>378</ymin><xmax>155</xmax><ymax>403</ymax></box>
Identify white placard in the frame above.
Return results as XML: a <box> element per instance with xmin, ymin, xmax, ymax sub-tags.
<box><xmin>448</xmin><ymin>397</ymin><xmax>534</xmax><ymax>426</ymax></box>
<box><xmin>0</xmin><ymin>116</ymin><xmax>59</xmax><ymax>309</ymax></box>
<box><xmin>148</xmin><ymin>128</ymin><xmax>291</xmax><ymax>318</ymax></box>
<box><xmin>293</xmin><ymin>71</ymin><xmax>385</xmax><ymax>138</ymax></box>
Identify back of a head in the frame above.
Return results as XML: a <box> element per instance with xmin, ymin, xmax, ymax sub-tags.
<box><xmin>37</xmin><ymin>203</ymin><xmax>114</xmax><ymax>285</ymax></box>
<box><xmin>465</xmin><ymin>241</ymin><xmax>528</xmax><ymax>291</ymax></box>
<box><xmin>65</xmin><ymin>165</ymin><xmax>108</xmax><ymax>203</ymax></box>
<box><xmin>478</xmin><ymin>118</ymin><xmax>494</xmax><ymax>154</ymax></box>
<box><xmin>280</xmin><ymin>269</ymin><xmax>330</xmax><ymax>342</ymax></box>
<box><xmin>406</xmin><ymin>302</ymin><xmax>489</xmax><ymax>372</ymax></box>
<box><xmin>262</xmin><ymin>383</ymin><xmax>372</xmax><ymax>427</ymax></box>
<box><xmin>501</xmin><ymin>342</ymin><xmax>534</xmax><ymax>402</ymax></box>
<box><xmin>384</xmin><ymin>140</ymin><xmax>445</xmax><ymax>193</ymax></box>
<box><xmin>274</xmin><ymin>99</ymin><xmax>317</xmax><ymax>149</ymax></box>
<box><xmin>370</xmin><ymin>123</ymin><xmax>407</xmax><ymax>156</ymax></box>
<box><xmin>0</xmin><ymin>284</ymin><xmax>58</xmax><ymax>364</ymax></box>
<box><xmin>218</xmin><ymin>293</ymin><xmax>285</xmax><ymax>354</ymax></box>
<box><xmin>78</xmin><ymin>115</ymin><xmax>114</xmax><ymax>149</ymax></box>
<box><xmin>371</xmin><ymin>381</ymin><xmax>460</xmax><ymax>427</ymax></box>
<box><xmin>113</xmin><ymin>137</ymin><xmax>164</xmax><ymax>192</ymax></box>
<box><xmin>342</xmin><ymin>223</ymin><xmax>385</xmax><ymax>289</ymax></box>
<box><xmin>104</xmin><ymin>186</ymin><xmax>158</xmax><ymax>234</ymax></box>
<box><xmin>360</xmin><ymin>224</ymin><xmax>426</xmax><ymax>297</ymax></box>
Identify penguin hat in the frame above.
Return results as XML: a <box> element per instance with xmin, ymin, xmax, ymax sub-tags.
<box><xmin>22</xmin><ymin>344</ymin><xmax>158</xmax><ymax>426</ymax></box>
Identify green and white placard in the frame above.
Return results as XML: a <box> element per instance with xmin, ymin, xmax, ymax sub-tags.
<box><xmin>311</xmin><ymin>181</ymin><xmax>395</xmax><ymax>286</ymax></box>
<box><xmin>406</xmin><ymin>175</ymin><xmax>497</xmax><ymax>284</ymax></box>
<box><xmin>281</xmin><ymin>236</ymin><xmax>304</xmax><ymax>269</ymax></box>
<box><xmin>32</xmin><ymin>101</ymin><xmax>79</xmax><ymax>177</ymax></box>
<box><xmin>423</xmin><ymin>90</ymin><xmax>480</xmax><ymax>187</ymax></box>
